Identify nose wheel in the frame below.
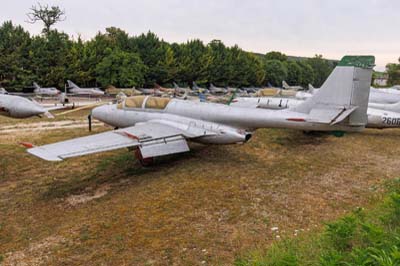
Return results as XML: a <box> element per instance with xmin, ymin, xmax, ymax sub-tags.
<box><xmin>134</xmin><ymin>149</ymin><xmax>154</xmax><ymax>166</ymax></box>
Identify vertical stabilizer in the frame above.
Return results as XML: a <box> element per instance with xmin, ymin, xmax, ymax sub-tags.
<box><xmin>33</xmin><ymin>82</ymin><xmax>40</xmax><ymax>89</ymax></box>
<box><xmin>67</xmin><ymin>80</ymin><xmax>79</xmax><ymax>89</ymax></box>
<box><xmin>290</xmin><ymin>56</ymin><xmax>375</xmax><ymax>126</ymax></box>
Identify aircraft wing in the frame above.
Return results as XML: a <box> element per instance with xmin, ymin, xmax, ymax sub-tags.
<box><xmin>27</xmin><ymin>121</ymin><xmax>204</xmax><ymax>161</ymax></box>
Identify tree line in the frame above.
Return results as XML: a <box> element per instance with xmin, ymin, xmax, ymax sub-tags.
<box><xmin>386</xmin><ymin>59</ymin><xmax>400</xmax><ymax>86</ymax></box>
<box><xmin>0</xmin><ymin>21</ymin><xmax>337</xmax><ymax>90</ymax></box>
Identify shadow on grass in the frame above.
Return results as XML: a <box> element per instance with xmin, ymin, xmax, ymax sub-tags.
<box><xmin>40</xmin><ymin>143</ymin><xmax>251</xmax><ymax>200</ymax></box>
<box><xmin>265</xmin><ymin>129</ymin><xmax>331</xmax><ymax>147</ymax></box>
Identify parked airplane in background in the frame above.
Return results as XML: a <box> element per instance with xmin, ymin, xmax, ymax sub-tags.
<box><xmin>154</xmin><ymin>84</ymin><xmax>176</xmax><ymax>95</ymax></box>
<box><xmin>67</xmin><ymin>80</ymin><xmax>104</xmax><ymax>96</ymax></box>
<box><xmin>209</xmin><ymin>84</ymin><xmax>227</xmax><ymax>94</ymax></box>
<box><xmin>0</xmin><ymin>88</ymin><xmax>8</xmax><ymax>94</ymax></box>
<box><xmin>173</xmin><ymin>82</ymin><xmax>191</xmax><ymax>95</ymax></box>
<box><xmin>26</xmin><ymin>56</ymin><xmax>374</xmax><ymax>164</ymax></box>
<box><xmin>0</xmin><ymin>94</ymin><xmax>58</xmax><ymax>118</ymax></box>
<box><xmin>192</xmin><ymin>82</ymin><xmax>209</xmax><ymax>94</ymax></box>
<box><xmin>33</xmin><ymin>82</ymin><xmax>61</xmax><ymax>96</ymax></box>
<box><xmin>105</xmin><ymin>86</ymin><xmax>143</xmax><ymax>96</ymax></box>
<box><xmin>282</xmin><ymin>81</ymin><xmax>303</xmax><ymax>91</ymax></box>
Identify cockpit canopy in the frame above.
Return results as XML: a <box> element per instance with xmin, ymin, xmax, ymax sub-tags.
<box><xmin>118</xmin><ymin>96</ymin><xmax>171</xmax><ymax>110</ymax></box>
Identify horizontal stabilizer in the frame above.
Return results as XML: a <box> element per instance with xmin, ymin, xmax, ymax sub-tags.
<box><xmin>307</xmin><ymin>106</ymin><xmax>358</xmax><ymax>124</ymax></box>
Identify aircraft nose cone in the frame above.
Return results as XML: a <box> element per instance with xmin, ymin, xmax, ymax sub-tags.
<box><xmin>92</xmin><ymin>104</ymin><xmax>111</xmax><ymax>121</ymax></box>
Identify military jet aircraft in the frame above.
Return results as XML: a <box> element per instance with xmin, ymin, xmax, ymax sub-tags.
<box><xmin>0</xmin><ymin>94</ymin><xmax>57</xmax><ymax>118</ymax></box>
<box><xmin>25</xmin><ymin>56</ymin><xmax>374</xmax><ymax>164</ymax></box>
<box><xmin>173</xmin><ymin>82</ymin><xmax>192</xmax><ymax>96</ymax></box>
<box><xmin>67</xmin><ymin>80</ymin><xmax>105</xmax><ymax>96</ymax></box>
<box><xmin>105</xmin><ymin>86</ymin><xmax>143</xmax><ymax>97</ymax></box>
<box><xmin>0</xmin><ymin>88</ymin><xmax>8</xmax><ymax>94</ymax></box>
<box><xmin>209</xmin><ymin>84</ymin><xmax>227</xmax><ymax>94</ymax></box>
<box><xmin>233</xmin><ymin>96</ymin><xmax>400</xmax><ymax>129</ymax></box>
<box><xmin>282</xmin><ymin>81</ymin><xmax>303</xmax><ymax>91</ymax></box>
<box><xmin>192</xmin><ymin>82</ymin><xmax>210</xmax><ymax>94</ymax></box>
<box><xmin>33</xmin><ymin>82</ymin><xmax>61</xmax><ymax>96</ymax></box>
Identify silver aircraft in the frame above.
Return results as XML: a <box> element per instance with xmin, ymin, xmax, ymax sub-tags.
<box><xmin>33</xmin><ymin>82</ymin><xmax>61</xmax><ymax>96</ymax></box>
<box><xmin>26</xmin><ymin>56</ymin><xmax>374</xmax><ymax>164</ymax></box>
<box><xmin>232</xmin><ymin>95</ymin><xmax>400</xmax><ymax>129</ymax></box>
<box><xmin>209</xmin><ymin>84</ymin><xmax>227</xmax><ymax>94</ymax></box>
<box><xmin>0</xmin><ymin>94</ymin><xmax>55</xmax><ymax>118</ymax></box>
<box><xmin>0</xmin><ymin>88</ymin><xmax>8</xmax><ymax>94</ymax></box>
<box><xmin>282</xmin><ymin>81</ymin><xmax>303</xmax><ymax>91</ymax></box>
<box><xmin>67</xmin><ymin>80</ymin><xmax>105</xmax><ymax>96</ymax></box>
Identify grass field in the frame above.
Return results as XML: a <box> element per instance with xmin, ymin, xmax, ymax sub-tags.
<box><xmin>1</xmin><ymin>112</ymin><xmax>400</xmax><ymax>265</ymax></box>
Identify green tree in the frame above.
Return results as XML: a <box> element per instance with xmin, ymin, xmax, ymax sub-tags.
<box><xmin>173</xmin><ymin>39</ymin><xmax>208</xmax><ymax>85</ymax></box>
<box><xmin>95</xmin><ymin>48</ymin><xmax>146</xmax><ymax>87</ymax></box>
<box><xmin>307</xmin><ymin>55</ymin><xmax>335</xmax><ymax>87</ymax></box>
<box><xmin>130</xmin><ymin>31</ymin><xmax>170</xmax><ymax>86</ymax></box>
<box><xmin>264</xmin><ymin>60</ymin><xmax>288</xmax><ymax>86</ymax></box>
<box><xmin>297</xmin><ymin>61</ymin><xmax>315</xmax><ymax>87</ymax></box>
<box><xmin>386</xmin><ymin>60</ymin><xmax>400</xmax><ymax>86</ymax></box>
<box><xmin>205</xmin><ymin>40</ymin><xmax>230</xmax><ymax>86</ymax></box>
<box><xmin>0</xmin><ymin>21</ymin><xmax>32</xmax><ymax>88</ymax></box>
<box><xmin>265</xmin><ymin>51</ymin><xmax>287</xmax><ymax>62</ymax></box>
<box><xmin>28</xmin><ymin>30</ymin><xmax>72</xmax><ymax>88</ymax></box>
<box><xmin>286</xmin><ymin>61</ymin><xmax>302</xmax><ymax>86</ymax></box>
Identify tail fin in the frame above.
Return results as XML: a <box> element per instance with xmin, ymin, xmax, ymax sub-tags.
<box><xmin>282</xmin><ymin>81</ymin><xmax>289</xmax><ymax>89</ymax></box>
<box><xmin>290</xmin><ymin>56</ymin><xmax>375</xmax><ymax>126</ymax></box>
<box><xmin>308</xmin><ymin>84</ymin><xmax>315</xmax><ymax>93</ymax></box>
<box><xmin>173</xmin><ymin>82</ymin><xmax>179</xmax><ymax>89</ymax></box>
<box><xmin>193</xmin><ymin>82</ymin><xmax>199</xmax><ymax>90</ymax></box>
<box><xmin>33</xmin><ymin>82</ymin><xmax>40</xmax><ymax>89</ymax></box>
<box><xmin>67</xmin><ymin>80</ymin><xmax>79</xmax><ymax>89</ymax></box>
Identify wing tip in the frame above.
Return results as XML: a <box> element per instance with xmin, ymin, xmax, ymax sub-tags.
<box><xmin>27</xmin><ymin>148</ymin><xmax>63</xmax><ymax>162</ymax></box>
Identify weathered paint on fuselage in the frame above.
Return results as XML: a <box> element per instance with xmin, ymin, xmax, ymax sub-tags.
<box><xmin>92</xmin><ymin>99</ymin><xmax>364</xmax><ymax>137</ymax></box>
<box><xmin>0</xmin><ymin>94</ymin><xmax>47</xmax><ymax>118</ymax></box>
<box><xmin>232</xmin><ymin>97</ymin><xmax>400</xmax><ymax>129</ymax></box>
<box><xmin>34</xmin><ymin>88</ymin><xmax>60</xmax><ymax>96</ymax></box>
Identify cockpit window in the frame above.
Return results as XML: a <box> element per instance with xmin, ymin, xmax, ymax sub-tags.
<box><xmin>118</xmin><ymin>96</ymin><xmax>171</xmax><ymax>110</ymax></box>
<box><xmin>144</xmin><ymin>97</ymin><xmax>171</xmax><ymax>109</ymax></box>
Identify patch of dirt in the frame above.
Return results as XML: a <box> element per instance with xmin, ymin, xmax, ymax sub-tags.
<box><xmin>0</xmin><ymin>120</ymin><xmax>103</xmax><ymax>135</ymax></box>
<box><xmin>65</xmin><ymin>184</ymin><xmax>111</xmax><ymax>206</ymax></box>
<box><xmin>3</xmin><ymin>236</ymin><xmax>67</xmax><ymax>266</ymax></box>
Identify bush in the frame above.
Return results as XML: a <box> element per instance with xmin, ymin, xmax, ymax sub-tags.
<box><xmin>324</xmin><ymin>216</ymin><xmax>357</xmax><ymax>251</ymax></box>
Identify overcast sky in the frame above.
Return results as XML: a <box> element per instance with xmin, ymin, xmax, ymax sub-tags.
<box><xmin>1</xmin><ymin>0</ymin><xmax>399</xmax><ymax>70</ymax></box>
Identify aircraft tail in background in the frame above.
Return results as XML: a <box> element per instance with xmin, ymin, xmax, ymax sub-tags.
<box><xmin>33</xmin><ymin>82</ymin><xmax>40</xmax><ymax>89</ymax></box>
<box><xmin>67</xmin><ymin>80</ymin><xmax>80</xmax><ymax>89</ymax></box>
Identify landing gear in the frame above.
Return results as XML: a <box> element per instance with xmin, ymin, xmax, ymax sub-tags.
<box><xmin>134</xmin><ymin>149</ymin><xmax>154</xmax><ymax>166</ymax></box>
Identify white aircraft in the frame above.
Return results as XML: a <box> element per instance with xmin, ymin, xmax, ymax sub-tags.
<box><xmin>232</xmin><ymin>96</ymin><xmax>400</xmax><ymax>129</ymax></box>
<box><xmin>33</xmin><ymin>82</ymin><xmax>61</xmax><ymax>96</ymax></box>
<box><xmin>26</xmin><ymin>55</ymin><xmax>374</xmax><ymax>164</ymax></box>
<box><xmin>282</xmin><ymin>81</ymin><xmax>303</xmax><ymax>91</ymax></box>
<box><xmin>209</xmin><ymin>84</ymin><xmax>227</xmax><ymax>94</ymax></box>
<box><xmin>0</xmin><ymin>94</ymin><xmax>56</xmax><ymax>118</ymax></box>
<box><xmin>67</xmin><ymin>80</ymin><xmax>104</xmax><ymax>96</ymax></box>
<box><xmin>0</xmin><ymin>88</ymin><xmax>8</xmax><ymax>94</ymax></box>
